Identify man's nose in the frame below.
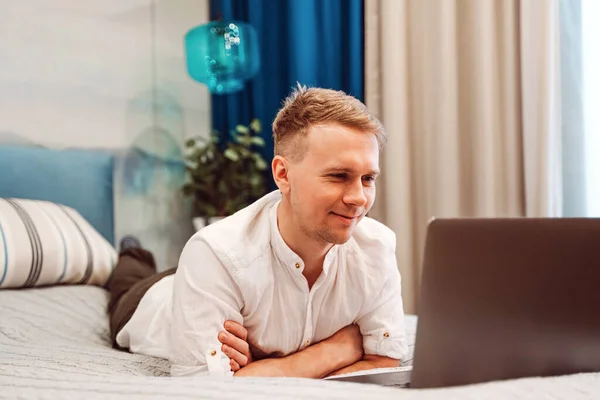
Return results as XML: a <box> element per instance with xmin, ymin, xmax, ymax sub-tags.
<box><xmin>343</xmin><ymin>180</ymin><xmax>368</xmax><ymax>207</ymax></box>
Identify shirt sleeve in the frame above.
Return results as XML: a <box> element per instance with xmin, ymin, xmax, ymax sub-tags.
<box><xmin>355</xmin><ymin>249</ymin><xmax>408</xmax><ymax>361</ymax></box>
<box><xmin>169</xmin><ymin>236</ymin><xmax>244</xmax><ymax>377</ymax></box>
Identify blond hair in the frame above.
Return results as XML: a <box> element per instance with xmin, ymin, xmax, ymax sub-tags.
<box><xmin>272</xmin><ymin>84</ymin><xmax>386</xmax><ymax>161</ymax></box>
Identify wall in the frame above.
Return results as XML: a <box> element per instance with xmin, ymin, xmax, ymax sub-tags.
<box><xmin>0</xmin><ymin>0</ymin><xmax>211</xmax><ymax>269</ymax></box>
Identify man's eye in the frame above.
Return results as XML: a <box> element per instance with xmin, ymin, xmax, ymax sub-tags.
<box><xmin>363</xmin><ymin>176</ymin><xmax>376</xmax><ymax>183</ymax></box>
<box><xmin>330</xmin><ymin>174</ymin><xmax>347</xmax><ymax>179</ymax></box>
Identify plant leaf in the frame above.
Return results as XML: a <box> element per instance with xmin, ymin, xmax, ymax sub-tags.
<box><xmin>236</xmin><ymin>136</ymin><xmax>251</xmax><ymax>146</ymax></box>
<box><xmin>250</xmin><ymin>136</ymin><xmax>265</xmax><ymax>146</ymax></box>
<box><xmin>255</xmin><ymin>158</ymin><xmax>268</xmax><ymax>170</ymax></box>
<box><xmin>249</xmin><ymin>175</ymin><xmax>261</xmax><ymax>186</ymax></box>
<box><xmin>236</xmin><ymin>124</ymin><xmax>249</xmax><ymax>134</ymax></box>
<box><xmin>224</xmin><ymin>148</ymin><xmax>239</xmax><ymax>161</ymax></box>
<box><xmin>250</xmin><ymin>119</ymin><xmax>262</xmax><ymax>133</ymax></box>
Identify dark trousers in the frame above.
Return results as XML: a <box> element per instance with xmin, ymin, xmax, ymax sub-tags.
<box><xmin>105</xmin><ymin>247</ymin><xmax>176</xmax><ymax>349</ymax></box>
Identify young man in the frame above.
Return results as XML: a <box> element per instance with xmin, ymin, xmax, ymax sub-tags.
<box><xmin>107</xmin><ymin>85</ymin><xmax>407</xmax><ymax>378</ymax></box>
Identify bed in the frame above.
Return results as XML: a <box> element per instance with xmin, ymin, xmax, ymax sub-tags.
<box><xmin>1</xmin><ymin>142</ymin><xmax>599</xmax><ymax>399</ymax></box>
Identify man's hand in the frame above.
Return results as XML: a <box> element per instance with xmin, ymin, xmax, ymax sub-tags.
<box><xmin>218</xmin><ymin>321</ymin><xmax>253</xmax><ymax>371</ymax></box>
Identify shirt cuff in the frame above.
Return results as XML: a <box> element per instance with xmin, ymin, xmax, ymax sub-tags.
<box><xmin>363</xmin><ymin>334</ymin><xmax>408</xmax><ymax>360</ymax></box>
<box><xmin>170</xmin><ymin>349</ymin><xmax>233</xmax><ymax>377</ymax></box>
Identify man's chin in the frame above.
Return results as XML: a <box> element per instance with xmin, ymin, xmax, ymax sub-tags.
<box><xmin>332</xmin><ymin>237</ymin><xmax>352</xmax><ymax>245</ymax></box>
<box><xmin>315</xmin><ymin>225</ymin><xmax>356</xmax><ymax>245</ymax></box>
<box><xmin>328</xmin><ymin>230</ymin><xmax>355</xmax><ymax>245</ymax></box>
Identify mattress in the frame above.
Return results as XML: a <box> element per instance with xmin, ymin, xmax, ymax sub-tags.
<box><xmin>1</xmin><ymin>285</ymin><xmax>599</xmax><ymax>399</ymax></box>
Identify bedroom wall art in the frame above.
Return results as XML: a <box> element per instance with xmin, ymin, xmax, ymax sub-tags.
<box><xmin>0</xmin><ymin>0</ymin><xmax>211</xmax><ymax>270</ymax></box>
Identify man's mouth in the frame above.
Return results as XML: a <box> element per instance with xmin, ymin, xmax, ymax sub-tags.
<box><xmin>331</xmin><ymin>212</ymin><xmax>360</xmax><ymax>220</ymax></box>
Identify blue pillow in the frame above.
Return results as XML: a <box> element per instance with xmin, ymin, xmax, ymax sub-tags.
<box><xmin>0</xmin><ymin>145</ymin><xmax>115</xmax><ymax>244</ymax></box>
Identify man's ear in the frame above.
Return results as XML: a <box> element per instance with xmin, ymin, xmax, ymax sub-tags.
<box><xmin>272</xmin><ymin>155</ymin><xmax>290</xmax><ymax>194</ymax></box>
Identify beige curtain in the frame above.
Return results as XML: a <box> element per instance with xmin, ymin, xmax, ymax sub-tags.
<box><xmin>365</xmin><ymin>0</ymin><xmax>562</xmax><ymax>315</ymax></box>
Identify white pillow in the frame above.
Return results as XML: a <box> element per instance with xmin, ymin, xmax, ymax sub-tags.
<box><xmin>0</xmin><ymin>198</ymin><xmax>117</xmax><ymax>289</ymax></box>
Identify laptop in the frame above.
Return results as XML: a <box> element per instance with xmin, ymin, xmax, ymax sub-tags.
<box><xmin>328</xmin><ymin>217</ymin><xmax>600</xmax><ymax>388</ymax></box>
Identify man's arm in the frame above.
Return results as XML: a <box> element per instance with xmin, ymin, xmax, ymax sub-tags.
<box><xmin>336</xmin><ymin>245</ymin><xmax>409</xmax><ymax>374</ymax></box>
<box><xmin>169</xmin><ymin>237</ymin><xmax>246</xmax><ymax>377</ymax></box>
<box><xmin>326</xmin><ymin>355</ymin><xmax>400</xmax><ymax>377</ymax></box>
<box><xmin>219</xmin><ymin>321</ymin><xmax>398</xmax><ymax>378</ymax></box>
<box><xmin>232</xmin><ymin>325</ymin><xmax>364</xmax><ymax>378</ymax></box>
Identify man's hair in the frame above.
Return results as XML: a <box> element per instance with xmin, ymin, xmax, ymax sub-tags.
<box><xmin>272</xmin><ymin>84</ymin><xmax>386</xmax><ymax>162</ymax></box>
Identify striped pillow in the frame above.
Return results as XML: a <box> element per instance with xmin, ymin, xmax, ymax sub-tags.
<box><xmin>0</xmin><ymin>198</ymin><xmax>117</xmax><ymax>289</ymax></box>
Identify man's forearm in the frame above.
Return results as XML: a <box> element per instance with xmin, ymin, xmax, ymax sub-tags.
<box><xmin>327</xmin><ymin>355</ymin><xmax>400</xmax><ymax>377</ymax></box>
<box><xmin>233</xmin><ymin>340</ymin><xmax>358</xmax><ymax>378</ymax></box>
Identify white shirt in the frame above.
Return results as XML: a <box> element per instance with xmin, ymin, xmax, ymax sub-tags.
<box><xmin>116</xmin><ymin>190</ymin><xmax>408</xmax><ymax>377</ymax></box>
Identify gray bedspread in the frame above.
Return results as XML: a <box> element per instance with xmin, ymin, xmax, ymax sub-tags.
<box><xmin>1</xmin><ymin>285</ymin><xmax>599</xmax><ymax>399</ymax></box>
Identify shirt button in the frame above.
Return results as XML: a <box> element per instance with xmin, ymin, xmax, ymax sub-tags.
<box><xmin>305</xmin><ymin>340</ymin><xmax>310</xmax><ymax>346</ymax></box>
<box><xmin>295</xmin><ymin>263</ymin><xmax>301</xmax><ymax>269</ymax></box>
<box><xmin>210</xmin><ymin>349</ymin><xmax>217</xmax><ymax>356</ymax></box>
<box><xmin>383</xmin><ymin>332</ymin><xmax>390</xmax><ymax>338</ymax></box>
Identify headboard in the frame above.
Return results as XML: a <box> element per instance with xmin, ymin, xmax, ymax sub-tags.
<box><xmin>0</xmin><ymin>134</ymin><xmax>194</xmax><ymax>270</ymax></box>
<box><xmin>0</xmin><ymin>144</ymin><xmax>115</xmax><ymax>244</ymax></box>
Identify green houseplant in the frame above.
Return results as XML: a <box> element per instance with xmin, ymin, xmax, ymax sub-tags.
<box><xmin>183</xmin><ymin>118</ymin><xmax>269</xmax><ymax>228</ymax></box>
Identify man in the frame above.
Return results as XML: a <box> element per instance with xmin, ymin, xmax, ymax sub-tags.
<box><xmin>107</xmin><ymin>85</ymin><xmax>407</xmax><ymax>378</ymax></box>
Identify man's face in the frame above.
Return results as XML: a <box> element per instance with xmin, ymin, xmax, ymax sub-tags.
<box><xmin>286</xmin><ymin>123</ymin><xmax>379</xmax><ymax>245</ymax></box>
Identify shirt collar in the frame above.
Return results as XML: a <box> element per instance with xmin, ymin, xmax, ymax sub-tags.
<box><xmin>269</xmin><ymin>200</ymin><xmax>339</xmax><ymax>276</ymax></box>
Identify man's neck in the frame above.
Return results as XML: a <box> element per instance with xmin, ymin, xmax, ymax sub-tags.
<box><xmin>276</xmin><ymin>200</ymin><xmax>333</xmax><ymax>280</ymax></box>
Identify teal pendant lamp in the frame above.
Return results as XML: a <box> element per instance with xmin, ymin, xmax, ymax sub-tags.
<box><xmin>185</xmin><ymin>20</ymin><xmax>260</xmax><ymax>94</ymax></box>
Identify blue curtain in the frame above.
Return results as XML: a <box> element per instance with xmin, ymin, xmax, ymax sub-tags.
<box><xmin>209</xmin><ymin>0</ymin><xmax>364</xmax><ymax>188</ymax></box>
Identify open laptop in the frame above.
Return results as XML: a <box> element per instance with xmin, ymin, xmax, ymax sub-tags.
<box><xmin>328</xmin><ymin>217</ymin><xmax>600</xmax><ymax>388</ymax></box>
